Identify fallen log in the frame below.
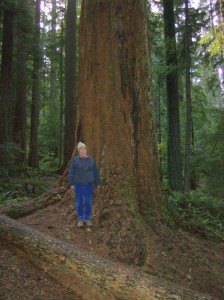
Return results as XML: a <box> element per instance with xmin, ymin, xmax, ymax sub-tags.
<box><xmin>0</xmin><ymin>186</ymin><xmax>67</xmax><ymax>219</ymax></box>
<box><xmin>0</xmin><ymin>215</ymin><xmax>213</xmax><ymax>300</ymax></box>
<box><xmin>0</xmin><ymin>154</ymin><xmax>75</xmax><ymax>220</ymax></box>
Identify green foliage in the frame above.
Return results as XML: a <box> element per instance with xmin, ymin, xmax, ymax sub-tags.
<box><xmin>0</xmin><ymin>143</ymin><xmax>25</xmax><ymax>177</ymax></box>
<box><xmin>0</xmin><ymin>143</ymin><xmax>57</xmax><ymax>206</ymax></box>
<box><xmin>199</xmin><ymin>23</ymin><xmax>224</xmax><ymax>56</ymax></box>
<box><xmin>0</xmin><ymin>169</ymin><xmax>54</xmax><ymax>206</ymax></box>
<box><xmin>0</xmin><ymin>166</ymin><xmax>50</xmax><ymax>201</ymax></box>
<box><xmin>191</xmin><ymin>112</ymin><xmax>224</xmax><ymax>197</ymax></box>
<box><xmin>39</xmin><ymin>151</ymin><xmax>60</xmax><ymax>173</ymax></box>
<box><xmin>168</xmin><ymin>190</ymin><xmax>224</xmax><ymax>240</ymax></box>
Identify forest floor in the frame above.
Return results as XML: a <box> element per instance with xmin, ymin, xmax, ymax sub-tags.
<box><xmin>0</xmin><ymin>184</ymin><xmax>224</xmax><ymax>299</ymax></box>
<box><xmin>0</xmin><ymin>243</ymin><xmax>81</xmax><ymax>300</ymax></box>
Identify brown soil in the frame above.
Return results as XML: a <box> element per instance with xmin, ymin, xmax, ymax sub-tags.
<box><xmin>0</xmin><ymin>243</ymin><xmax>81</xmax><ymax>300</ymax></box>
<box><xmin>1</xmin><ymin>186</ymin><xmax>224</xmax><ymax>299</ymax></box>
<box><xmin>17</xmin><ymin>187</ymin><xmax>224</xmax><ymax>300</ymax></box>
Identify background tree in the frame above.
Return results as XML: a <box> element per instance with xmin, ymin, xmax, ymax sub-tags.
<box><xmin>13</xmin><ymin>0</ymin><xmax>32</xmax><ymax>161</ymax></box>
<box><xmin>0</xmin><ymin>3</ymin><xmax>15</xmax><ymax>144</ymax></box>
<box><xmin>63</xmin><ymin>0</ymin><xmax>77</xmax><ymax>166</ymax></box>
<box><xmin>184</xmin><ymin>0</ymin><xmax>193</xmax><ymax>191</ymax></box>
<box><xmin>162</xmin><ymin>0</ymin><xmax>183</xmax><ymax>191</ymax></box>
<box><xmin>28</xmin><ymin>0</ymin><xmax>41</xmax><ymax>168</ymax></box>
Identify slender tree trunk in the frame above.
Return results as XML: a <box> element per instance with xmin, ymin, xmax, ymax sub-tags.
<box><xmin>162</xmin><ymin>0</ymin><xmax>183</xmax><ymax>191</ymax></box>
<box><xmin>42</xmin><ymin>0</ymin><xmax>47</xmax><ymax>114</ymax></box>
<box><xmin>0</xmin><ymin>9</ymin><xmax>14</xmax><ymax>144</ymax></box>
<box><xmin>157</xmin><ymin>82</ymin><xmax>163</xmax><ymax>180</ymax></box>
<box><xmin>59</xmin><ymin>20</ymin><xmax>64</xmax><ymax>167</ymax></box>
<box><xmin>219</xmin><ymin>65</ymin><xmax>223</xmax><ymax>109</ymax></box>
<box><xmin>50</xmin><ymin>0</ymin><xmax>58</xmax><ymax>155</ymax></box>
<box><xmin>14</xmin><ymin>1</ymin><xmax>28</xmax><ymax>161</ymax></box>
<box><xmin>28</xmin><ymin>0</ymin><xmax>41</xmax><ymax>168</ymax></box>
<box><xmin>63</xmin><ymin>0</ymin><xmax>77</xmax><ymax>166</ymax></box>
<box><xmin>50</xmin><ymin>0</ymin><xmax>57</xmax><ymax>109</ymax></box>
<box><xmin>184</xmin><ymin>0</ymin><xmax>192</xmax><ymax>192</ymax></box>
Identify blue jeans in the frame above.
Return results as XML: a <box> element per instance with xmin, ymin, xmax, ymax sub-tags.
<box><xmin>74</xmin><ymin>183</ymin><xmax>94</xmax><ymax>221</ymax></box>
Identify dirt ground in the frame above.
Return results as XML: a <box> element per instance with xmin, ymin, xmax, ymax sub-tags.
<box><xmin>0</xmin><ymin>243</ymin><xmax>81</xmax><ymax>300</ymax></box>
<box><xmin>1</xmin><ymin>186</ymin><xmax>224</xmax><ymax>299</ymax></box>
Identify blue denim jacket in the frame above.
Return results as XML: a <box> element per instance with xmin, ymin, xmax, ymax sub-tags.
<box><xmin>68</xmin><ymin>155</ymin><xmax>100</xmax><ymax>186</ymax></box>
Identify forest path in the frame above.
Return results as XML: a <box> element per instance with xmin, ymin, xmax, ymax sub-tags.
<box><xmin>17</xmin><ymin>189</ymin><xmax>224</xmax><ymax>299</ymax></box>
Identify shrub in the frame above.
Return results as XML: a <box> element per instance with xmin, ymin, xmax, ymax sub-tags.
<box><xmin>168</xmin><ymin>189</ymin><xmax>224</xmax><ymax>240</ymax></box>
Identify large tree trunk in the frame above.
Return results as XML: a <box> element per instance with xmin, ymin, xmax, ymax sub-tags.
<box><xmin>162</xmin><ymin>0</ymin><xmax>183</xmax><ymax>191</ymax></box>
<box><xmin>0</xmin><ymin>215</ymin><xmax>212</xmax><ymax>300</ymax></box>
<box><xmin>0</xmin><ymin>8</ymin><xmax>14</xmax><ymax>144</ymax></box>
<box><xmin>63</xmin><ymin>0</ymin><xmax>77</xmax><ymax>166</ymax></box>
<box><xmin>76</xmin><ymin>0</ymin><xmax>165</xmax><ymax>215</ymax></box>
<box><xmin>28</xmin><ymin>0</ymin><xmax>41</xmax><ymax>168</ymax></box>
<box><xmin>14</xmin><ymin>0</ymin><xmax>29</xmax><ymax>161</ymax></box>
<box><xmin>72</xmin><ymin>0</ymin><xmax>171</xmax><ymax>266</ymax></box>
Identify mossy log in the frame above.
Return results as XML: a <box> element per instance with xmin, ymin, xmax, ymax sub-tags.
<box><xmin>0</xmin><ymin>186</ymin><xmax>67</xmax><ymax>219</ymax></box>
<box><xmin>0</xmin><ymin>215</ymin><xmax>212</xmax><ymax>300</ymax></box>
<box><xmin>0</xmin><ymin>149</ymin><xmax>76</xmax><ymax>220</ymax></box>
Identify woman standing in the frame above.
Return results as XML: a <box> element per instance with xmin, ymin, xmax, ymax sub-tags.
<box><xmin>68</xmin><ymin>142</ymin><xmax>100</xmax><ymax>227</ymax></box>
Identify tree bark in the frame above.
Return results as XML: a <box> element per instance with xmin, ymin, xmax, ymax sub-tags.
<box><xmin>14</xmin><ymin>0</ymin><xmax>29</xmax><ymax>161</ymax></box>
<box><xmin>184</xmin><ymin>0</ymin><xmax>193</xmax><ymax>192</ymax></box>
<box><xmin>0</xmin><ymin>8</ymin><xmax>14</xmax><ymax>144</ymax></box>
<box><xmin>63</xmin><ymin>0</ymin><xmax>77</xmax><ymax>166</ymax></box>
<box><xmin>28</xmin><ymin>0</ymin><xmax>41</xmax><ymax>168</ymax></box>
<box><xmin>49</xmin><ymin>0</ymin><xmax>58</xmax><ymax>155</ymax></box>
<box><xmin>59</xmin><ymin>19</ymin><xmax>65</xmax><ymax>167</ymax></box>
<box><xmin>0</xmin><ymin>215</ymin><xmax>212</xmax><ymax>300</ymax></box>
<box><xmin>162</xmin><ymin>0</ymin><xmax>183</xmax><ymax>191</ymax></box>
<box><xmin>76</xmin><ymin>0</ymin><xmax>165</xmax><ymax>216</ymax></box>
<box><xmin>71</xmin><ymin>1</ymin><xmax>172</xmax><ymax>265</ymax></box>
<box><xmin>50</xmin><ymin>0</ymin><xmax>57</xmax><ymax>110</ymax></box>
<box><xmin>157</xmin><ymin>83</ymin><xmax>163</xmax><ymax>180</ymax></box>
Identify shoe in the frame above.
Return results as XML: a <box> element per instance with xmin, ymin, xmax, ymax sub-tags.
<box><xmin>85</xmin><ymin>220</ymin><xmax>93</xmax><ymax>227</ymax></box>
<box><xmin>77</xmin><ymin>221</ymin><xmax>84</xmax><ymax>228</ymax></box>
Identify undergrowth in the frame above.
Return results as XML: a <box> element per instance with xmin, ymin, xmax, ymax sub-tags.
<box><xmin>0</xmin><ymin>143</ymin><xmax>58</xmax><ymax>206</ymax></box>
<box><xmin>168</xmin><ymin>189</ymin><xmax>224</xmax><ymax>241</ymax></box>
<box><xmin>0</xmin><ymin>171</ymin><xmax>50</xmax><ymax>206</ymax></box>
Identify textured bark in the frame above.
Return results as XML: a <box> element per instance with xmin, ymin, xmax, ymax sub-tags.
<box><xmin>0</xmin><ymin>9</ymin><xmax>14</xmax><ymax>144</ymax></box>
<box><xmin>28</xmin><ymin>0</ymin><xmax>41</xmax><ymax>168</ymax></box>
<box><xmin>220</xmin><ymin>66</ymin><xmax>224</xmax><ymax>109</ymax></box>
<box><xmin>72</xmin><ymin>1</ymin><xmax>171</xmax><ymax>266</ymax></box>
<box><xmin>59</xmin><ymin>20</ymin><xmax>65</xmax><ymax>166</ymax></box>
<box><xmin>162</xmin><ymin>0</ymin><xmax>183</xmax><ymax>191</ymax></box>
<box><xmin>14</xmin><ymin>0</ymin><xmax>29</xmax><ymax>160</ymax></box>
<box><xmin>63</xmin><ymin>0</ymin><xmax>77</xmax><ymax>166</ymax></box>
<box><xmin>50</xmin><ymin>0</ymin><xmax>57</xmax><ymax>110</ymax></box>
<box><xmin>48</xmin><ymin>0</ymin><xmax>58</xmax><ymax>156</ymax></box>
<box><xmin>184</xmin><ymin>0</ymin><xmax>192</xmax><ymax>192</ymax></box>
<box><xmin>0</xmin><ymin>215</ymin><xmax>212</xmax><ymax>300</ymax></box>
<box><xmin>76</xmin><ymin>0</ymin><xmax>165</xmax><ymax>219</ymax></box>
